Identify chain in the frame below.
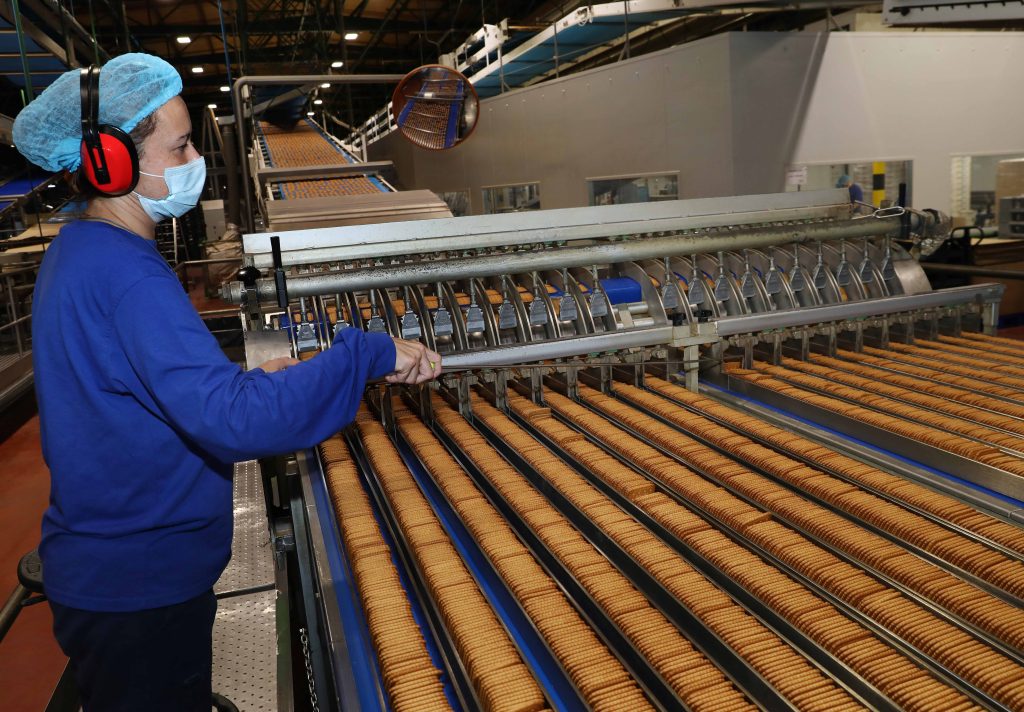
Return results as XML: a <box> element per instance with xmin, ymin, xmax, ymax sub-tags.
<box><xmin>299</xmin><ymin>627</ymin><xmax>320</xmax><ymax>712</ymax></box>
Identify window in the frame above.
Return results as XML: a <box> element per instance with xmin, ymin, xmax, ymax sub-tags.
<box><xmin>482</xmin><ymin>183</ymin><xmax>540</xmax><ymax>214</ymax></box>
<box><xmin>786</xmin><ymin>161</ymin><xmax>913</xmax><ymax>209</ymax></box>
<box><xmin>951</xmin><ymin>153</ymin><xmax>1024</xmax><ymax>229</ymax></box>
<box><xmin>439</xmin><ymin>190</ymin><xmax>470</xmax><ymax>217</ymax></box>
<box><xmin>587</xmin><ymin>173</ymin><xmax>678</xmax><ymax>206</ymax></box>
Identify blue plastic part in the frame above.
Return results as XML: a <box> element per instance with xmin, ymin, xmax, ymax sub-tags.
<box><xmin>391</xmin><ymin>434</ymin><xmax>588</xmax><ymax>712</ymax></box>
<box><xmin>599</xmin><ymin>276</ymin><xmax>641</xmax><ymax>305</ymax></box>
<box><xmin>443</xmin><ymin>81</ymin><xmax>464</xmax><ymax>149</ymax></box>
<box><xmin>0</xmin><ymin>175</ymin><xmax>49</xmax><ymax>197</ymax></box>
<box><xmin>701</xmin><ymin>381</ymin><xmax>1024</xmax><ymax>508</ymax></box>
<box><xmin>304</xmin><ymin>452</ymin><xmax>391</xmax><ymax>712</ymax></box>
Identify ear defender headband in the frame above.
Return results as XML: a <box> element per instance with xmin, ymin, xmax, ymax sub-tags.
<box><xmin>79</xmin><ymin>65</ymin><xmax>139</xmax><ymax>196</ymax></box>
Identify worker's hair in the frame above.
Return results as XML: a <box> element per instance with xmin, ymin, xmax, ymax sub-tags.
<box><xmin>70</xmin><ymin>112</ymin><xmax>160</xmax><ymax>198</ymax></box>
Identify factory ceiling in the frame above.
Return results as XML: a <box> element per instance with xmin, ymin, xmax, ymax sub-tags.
<box><xmin>56</xmin><ymin>1</ymin><xmax>891</xmax><ymax>124</ymax></box>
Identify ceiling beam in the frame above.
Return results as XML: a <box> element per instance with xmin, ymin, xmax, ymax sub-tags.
<box><xmin>112</xmin><ymin>16</ymin><xmax>424</xmax><ymax>38</ymax></box>
<box><xmin>178</xmin><ymin>44</ymin><xmax>419</xmax><ymax>66</ymax></box>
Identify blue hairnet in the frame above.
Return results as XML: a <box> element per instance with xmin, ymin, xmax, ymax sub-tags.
<box><xmin>836</xmin><ymin>174</ymin><xmax>852</xmax><ymax>188</ymax></box>
<box><xmin>13</xmin><ymin>53</ymin><xmax>182</xmax><ymax>173</ymax></box>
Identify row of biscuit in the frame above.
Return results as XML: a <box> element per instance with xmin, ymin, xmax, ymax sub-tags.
<box><xmin>830</xmin><ymin>347</ymin><xmax>1024</xmax><ymax>414</ymax></box>
<box><xmin>354</xmin><ymin>412</ymin><xmax>551</xmax><ymax>712</ymax></box>
<box><xmin>953</xmin><ymin>331</ymin><xmax>1024</xmax><ymax>354</ymax></box>
<box><xmin>782</xmin><ymin>355</ymin><xmax>1024</xmax><ymax>442</ymax></box>
<box><xmin>886</xmin><ymin>341</ymin><xmax>1024</xmax><ymax>379</ymax></box>
<box><xmin>725</xmin><ymin>363</ymin><xmax>1024</xmax><ymax>479</ymax></box>
<box><xmin>486</xmin><ymin>391</ymin><xmax>863</xmax><ymax>710</ymax></box>
<box><xmin>258</xmin><ymin>121</ymin><xmax>380</xmax><ymax>199</ymax></box>
<box><xmin>317</xmin><ymin>435</ymin><xmax>453</xmax><ymax>712</ymax></box>
<box><xmin>432</xmin><ymin>393</ymin><xmax>762</xmax><ymax>711</ymax></box>
<box><xmin>581</xmin><ymin>385</ymin><xmax>1024</xmax><ymax>709</ymax></box>
<box><xmin>921</xmin><ymin>337</ymin><xmax>1024</xmax><ymax>370</ymax></box>
<box><xmin>644</xmin><ymin>375</ymin><xmax>1024</xmax><ymax>570</ymax></box>
<box><xmin>545</xmin><ymin>388</ymin><xmax>983</xmax><ymax>711</ymax></box>
<box><xmin>639</xmin><ymin>376</ymin><xmax>1024</xmax><ymax>602</ymax></box>
<box><xmin>860</xmin><ymin>344</ymin><xmax>1024</xmax><ymax>392</ymax></box>
<box><xmin>756</xmin><ymin>360</ymin><xmax>1024</xmax><ymax>451</ymax></box>
<box><xmin>396</xmin><ymin>398</ymin><xmax>658</xmax><ymax>712</ymax></box>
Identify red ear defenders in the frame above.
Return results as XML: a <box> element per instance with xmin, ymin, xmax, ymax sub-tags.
<box><xmin>79</xmin><ymin>65</ymin><xmax>139</xmax><ymax>196</ymax></box>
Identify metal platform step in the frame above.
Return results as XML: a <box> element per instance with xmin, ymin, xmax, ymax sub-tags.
<box><xmin>213</xmin><ymin>460</ymin><xmax>279</xmax><ymax>712</ymax></box>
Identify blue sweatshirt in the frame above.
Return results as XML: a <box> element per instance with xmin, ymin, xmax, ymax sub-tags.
<box><xmin>33</xmin><ymin>220</ymin><xmax>396</xmax><ymax>612</ymax></box>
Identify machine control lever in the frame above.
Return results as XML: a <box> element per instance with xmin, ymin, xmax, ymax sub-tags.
<box><xmin>270</xmin><ymin>236</ymin><xmax>288</xmax><ymax>309</ymax></box>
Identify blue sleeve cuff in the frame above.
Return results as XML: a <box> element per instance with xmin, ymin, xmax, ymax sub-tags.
<box><xmin>364</xmin><ymin>331</ymin><xmax>396</xmax><ymax>380</ymax></box>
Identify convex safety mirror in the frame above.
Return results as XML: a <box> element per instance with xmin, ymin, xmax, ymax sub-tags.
<box><xmin>392</xmin><ymin>65</ymin><xmax>479</xmax><ymax>150</ymax></box>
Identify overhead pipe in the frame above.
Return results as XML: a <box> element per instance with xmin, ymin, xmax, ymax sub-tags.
<box><xmin>224</xmin><ymin>213</ymin><xmax>934</xmax><ymax>305</ymax></box>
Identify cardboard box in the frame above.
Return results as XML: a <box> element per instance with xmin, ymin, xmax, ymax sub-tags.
<box><xmin>996</xmin><ymin>158</ymin><xmax>1024</xmax><ymax>222</ymax></box>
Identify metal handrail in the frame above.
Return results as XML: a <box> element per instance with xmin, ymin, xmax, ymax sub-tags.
<box><xmin>0</xmin><ymin>263</ymin><xmax>37</xmax><ymax>358</ymax></box>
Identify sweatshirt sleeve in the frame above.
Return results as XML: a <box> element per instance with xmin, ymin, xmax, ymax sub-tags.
<box><xmin>111</xmin><ymin>272</ymin><xmax>396</xmax><ymax>463</ymax></box>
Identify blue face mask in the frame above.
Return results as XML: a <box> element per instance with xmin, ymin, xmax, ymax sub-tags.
<box><xmin>133</xmin><ymin>156</ymin><xmax>206</xmax><ymax>222</ymax></box>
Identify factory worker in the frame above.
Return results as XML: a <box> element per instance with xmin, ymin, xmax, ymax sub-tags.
<box><xmin>837</xmin><ymin>174</ymin><xmax>865</xmax><ymax>205</ymax></box>
<box><xmin>13</xmin><ymin>52</ymin><xmax>441</xmax><ymax>712</ymax></box>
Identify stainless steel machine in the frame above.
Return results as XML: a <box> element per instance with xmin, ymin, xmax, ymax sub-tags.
<box><xmin>223</xmin><ymin>189</ymin><xmax>1024</xmax><ymax>712</ymax></box>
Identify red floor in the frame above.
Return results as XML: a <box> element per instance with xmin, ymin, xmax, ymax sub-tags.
<box><xmin>0</xmin><ymin>405</ymin><xmax>67</xmax><ymax>711</ymax></box>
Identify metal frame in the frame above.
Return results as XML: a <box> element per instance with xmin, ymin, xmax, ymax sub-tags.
<box><xmin>241</xmin><ymin>188</ymin><xmax>853</xmax><ymax>268</ymax></box>
<box><xmin>256</xmin><ymin>161</ymin><xmax>393</xmax><ymax>184</ymax></box>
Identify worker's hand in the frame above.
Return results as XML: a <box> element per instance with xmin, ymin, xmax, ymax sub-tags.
<box><xmin>259</xmin><ymin>356</ymin><xmax>300</xmax><ymax>373</ymax></box>
<box><xmin>387</xmin><ymin>338</ymin><xmax>442</xmax><ymax>384</ymax></box>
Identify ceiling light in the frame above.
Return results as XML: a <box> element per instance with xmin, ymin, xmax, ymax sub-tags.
<box><xmin>331</xmin><ymin>61</ymin><xmax>344</xmax><ymax>68</ymax></box>
<box><xmin>208</xmin><ymin>103</ymin><xmax>217</xmax><ymax>109</ymax></box>
<box><xmin>191</xmin><ymin>66</ymin><xmax>204</xmax><ymax>74</ymax></box>
<box><xmin>313</xmin><ymin>99</ymin><xmax>323</xmax><ymax>105</ymax></box>
<box><xmin>344</xmin><ymin>32</ymin><xmax>358</xmax><ymax>40</ymax></box>
<box><xmin>306</xmin><ymin>111</ymin><xmax>315</xmax><ymax>116</ymax></box>
<box><xmin>321</xmin><ymin>82</ymin><xmax>330</xmax><ymax>88</ymax></box>
<box><xmin>47</xmin><ymin>183</ymin><xmax>55</xmax><ymax>188</ymax></box>
<box><xmin>176</xmin><ymin>36</ymin><xmax>191</xmax><ymax>44</ymax></box>
<box><xmin>220</xmin><ymin>85</ymin><xmax>230</xmax><ymax>92</ymax></box>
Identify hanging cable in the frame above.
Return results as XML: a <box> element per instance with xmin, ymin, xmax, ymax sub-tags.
<box><xmin>216</xmin><ymin>0</ymin><xmax>233</xmax><ymax>86</ymax></box>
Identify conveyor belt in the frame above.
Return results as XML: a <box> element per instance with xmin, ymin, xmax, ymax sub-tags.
<box><xmin>256</xmin><ymin>119</ymin><xmax>387</xmax><ymax>199</ymax></box>
<box><xmin>306</xmin><ymin>368</ymin><xmax>1024</xmax><ymax>710</ymax></box>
